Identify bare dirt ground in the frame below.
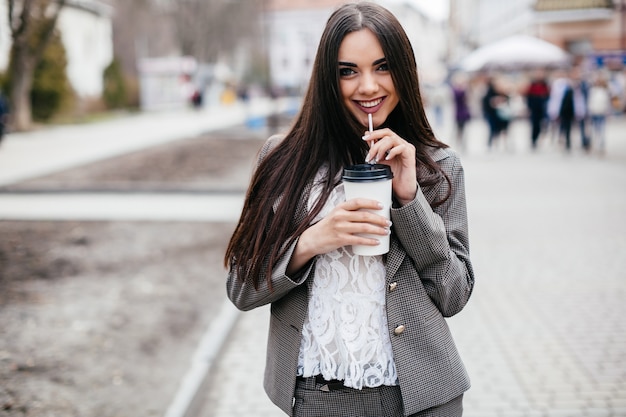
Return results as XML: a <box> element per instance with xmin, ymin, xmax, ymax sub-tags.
<box><xmin>0</xmin><ymin>124</ymin><xmax>275</xmax><ymax>416</ymax></box>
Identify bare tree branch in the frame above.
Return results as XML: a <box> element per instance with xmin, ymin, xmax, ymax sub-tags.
<box><xmin>34</xmin><ymin>0</ymin><xmax>67</xmax><ymax>59</ymax></box>
<box><xmin>6</xmin><ymin>0</ymin><xmax>67</xmax><ymax>131</ymax></box>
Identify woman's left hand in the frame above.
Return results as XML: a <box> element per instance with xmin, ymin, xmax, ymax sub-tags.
<box><xmin>363</xmin><ymin>128</ymin><xmax>417</xmax><ymax>206</ymax></box>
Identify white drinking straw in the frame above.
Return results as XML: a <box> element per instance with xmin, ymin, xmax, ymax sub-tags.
<box><xmin>367</xmin><ymin>113</ymin><xmax>376</xmax><ymax>164</ymax></box>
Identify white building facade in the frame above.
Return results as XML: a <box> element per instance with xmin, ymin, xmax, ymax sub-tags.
<box><xmin>0</xmin><ymin>0</ymin><xmax>114</xmax><ymax>98</ymax></box>
<box><xmin>264</xmin><ymin>0</ymin><xmax>449</xmax><ymax>92</ymax></box>
<box><xmin>449</xmin><ymin>0</ymin><xmax>537</xmax><ymax>66</ymax></box>
<box><xmin>265</xmin><ymin>6</ymin><xmax>331</xmax><ymax>93</ymax></box>
<box><xmin>448</xmin><ymin>0</ymin><xmax>621</xmax><ymax>69</ymax></box>
<box><xmin>384</xmin><ymin>1</ymin><xmax>449</xmax><ymax>84</ymax></box>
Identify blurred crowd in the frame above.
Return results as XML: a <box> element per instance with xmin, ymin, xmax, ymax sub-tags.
<box><xmin>426</xmin><ymin>65</ymin><xmax>625</xmax><ymax>155</ymax></box>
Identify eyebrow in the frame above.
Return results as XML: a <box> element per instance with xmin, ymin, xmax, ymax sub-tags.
<box><xmin>338</xmin><ymin>57</ymin><xmax>387</xmax><ymax>67</ymax></box>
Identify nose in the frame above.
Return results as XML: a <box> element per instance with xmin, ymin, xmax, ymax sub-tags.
<box><xmin>359</xmin><ymin>71</ymin><xmax>379</xmax><ymax>96</ymax></box>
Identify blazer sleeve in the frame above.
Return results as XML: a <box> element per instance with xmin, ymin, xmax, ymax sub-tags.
<box><xmin>226</xmin><ymin>134</ymin><xmax>315</xmax><ymax>311</ymax></box>
<box><xmin>390</xmin><ymin>150</ymin><xmax>475</xmax><ymax>317</ymax></box>
<box><xmin>226</xmin><ymin>237</ymin><xmax>315</xmax><ymax>311</ymax></box>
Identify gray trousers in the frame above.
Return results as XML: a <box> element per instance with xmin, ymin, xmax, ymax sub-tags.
<box><xmin>293</xmin><ymin>376</ymin><xmax>463</xmax><ymax>417</ymax></box>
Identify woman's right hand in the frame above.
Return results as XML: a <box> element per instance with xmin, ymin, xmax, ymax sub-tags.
<box><xmin>286</xmin><ymin>198</ymin><xmax>391</xmax><ymax>274</ymax></box>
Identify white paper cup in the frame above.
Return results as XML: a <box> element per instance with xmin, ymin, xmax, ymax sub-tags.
<box><xmin>342</xmin><ymin>164</ymin><xmax>393</xmax><ymax>256</ymax></box>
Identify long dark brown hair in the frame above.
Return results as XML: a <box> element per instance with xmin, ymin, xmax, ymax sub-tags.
<box><xmin>225</xmin><ymin>2</ymin><xmax>450</xmax><ymax>289</ymax></box>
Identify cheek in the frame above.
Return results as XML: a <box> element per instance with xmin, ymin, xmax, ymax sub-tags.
<box><xmin>383</xmin><ymin>79</ymin><xmax>398</xmax><ymax>98</ymax></box>
<box><xmin>339</xmin><ymin>81</ymin><xmax>352</xmax><ymax>101</ymax></box>
<box><xmin>385</xmin><ymin>83</ymin><xmax>400</xmax><ymax>108</ymax></box>
<box><xmin>388</xmin><ymin>94</ymin><xmax>400</xmax><ymax>111</ymax></box>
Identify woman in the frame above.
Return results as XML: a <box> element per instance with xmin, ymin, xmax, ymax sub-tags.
<box><xmin>225</xmin><ymin>3</ymin><xmax>475</xmax><ymax>416</ymax></box>
<box><xmin>481</xmin><ymin>77</ymin><xmax>510</xmax><ymax>149</ymax></box>
<box><xmin>587</xmin><ymin>74</ymin><xmax>611</xmax><ymax>153</ymax></box>
<box><xmin>451</xmin><ymin>72</ymin><xmax>471</xmax><ymax>150</ymax></box>
<box><xmin>525</xmin><ymin>70</ymin><xmax>550</xmax><ymax>149</ymax></box>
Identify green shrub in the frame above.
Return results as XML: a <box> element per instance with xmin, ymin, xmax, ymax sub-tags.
<box><xmin>0</xmin><ymin>71</ymin><xmax>7</xmax><ymax>95</ymax></box>
<box><xmin>31</xmin><ymin>30</ymin><xmax>73</xmax><ymax>121</ymax></box>
<box><xmin>103</xmin><ymin>58</ymin><xmax>128</xmax><ymax>109</ymax></box>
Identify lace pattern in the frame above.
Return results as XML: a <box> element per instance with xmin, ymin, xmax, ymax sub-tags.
<box><xmin>296</xmin><ymin>167</ymin><xmax>398</xmax><ymax>389</ymax></box>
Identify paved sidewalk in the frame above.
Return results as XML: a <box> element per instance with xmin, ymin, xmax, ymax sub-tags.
<box><xmin>0</xmin><ymin>98</ymin><xmax>295</xmax><ymax>222</ymax></box>
<box><xmin>0</xmin><ymin>97</ymin><xmax>295</xmax><ymax>187</ymax></box>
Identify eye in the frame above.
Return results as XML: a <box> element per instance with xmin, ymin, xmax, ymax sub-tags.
<box><xmin>339</xmin><ymin>67</ymin><xmax>356</xmax><ymax>77</ymax></box>
<box><xmin>376</xmin><ymin>62</ymin><xmax>389</xmax><ymax>72</ymax></box>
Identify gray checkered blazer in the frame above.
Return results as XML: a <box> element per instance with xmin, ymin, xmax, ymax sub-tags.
<box><xmin>227</xmin><ymin>135</ymin><xmax>475</xmax><ymax>416</ymax></box>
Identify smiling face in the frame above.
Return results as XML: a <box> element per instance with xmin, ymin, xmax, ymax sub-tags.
<box><xmin>338</xmin><ymin>28</ymin><xmax>399</xmax><ymax>130</ymax></box>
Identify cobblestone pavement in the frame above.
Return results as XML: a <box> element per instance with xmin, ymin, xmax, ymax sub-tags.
<box><xmin>196</xmin><ymin>116</ymin><xmax>626</xmax><ymax>417</ymax></box>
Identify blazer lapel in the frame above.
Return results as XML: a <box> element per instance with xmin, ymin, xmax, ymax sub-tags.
<box><xmin>385</xmin><ymin>236</ymin><xmax>405</xmax><ymax>281</ymax></box>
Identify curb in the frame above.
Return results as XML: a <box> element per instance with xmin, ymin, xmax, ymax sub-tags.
<box><xmin>164</xmin><ymin>299</ymin><xmax>241</xmax><ymax>417</ymax></box>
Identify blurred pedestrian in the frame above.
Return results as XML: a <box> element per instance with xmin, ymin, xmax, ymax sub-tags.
<box><xmin>428</xmin><ymin>83</ymin><xmax>447</xmax><ymax>128</ymax></box>
<box><xmin>571</xmin><ymin>67</ymin><xmax>591</xmax><ymax>151</ymax></box>
<box><xmin>191</xmin><ymin>87</ymin><xmax>203</xmax><ymax>109</ymax></box>
<box><xmin>558</xmin><ymin>80</ymin><xmax>576</xmax><ymax>151</ymax></box>
<box><xmin>525</xmin><ymin>70</ymin><xmax>550</xmax><ymax>149</ymax></box>
<box><xmin>237</xmin><ymin>84</ymin><xmax>250</xmax><ymax>102</ymax></box>
<box><xmin>451</xmin><ymin>72</ymin><xmax>471</xmax><ymax>151</ymax></box>
<box><xmin>547</xmin><ymin>69</ymin><xmax>587</xmax><ymax>152</ymax></box>
<box><xmin>0</xmin><ymin>91</ymin><xmax>9</xmax><ymax>145</ymax></box>
<box><xmin>224</xmin><ymin>3</ymin><xmax>475</xmax><ymax>416</ymax></box>
<box><xmin>482</xmin><ymin>77</ymin><xmax>510</xmax><ymax>149</ymax></box>
<box><xmin>180</xmin><ymin>73</ymin><xmax>194</xmax><ymax>106</ymax></box>
<box><xmin>588</xmin><ymin>74</ymin><xmax>612</xmax><ymax>153</ymax></box>
<box><xmin>608</xmin><ymin>70</ymin><xmax>625</xmax><ymax>114</ymax></box>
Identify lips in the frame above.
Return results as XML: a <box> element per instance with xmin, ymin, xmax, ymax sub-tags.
<box><xmin>355</xmin><ymin>97</ymin><xmax>385</xmax><ymax>113</ymax></box>
<box><xmin>359</xmin><ymin>98</ymin><xmax>383</xmax><ymax>108</ymax></box>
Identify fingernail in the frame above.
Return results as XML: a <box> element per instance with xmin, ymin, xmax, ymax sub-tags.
<box><xmin>362</xmin><ymin>134</ymin><xmax>370</xmax><ymax>140</ymax></box>
<box><xmin>387</xmin><ymin>220</ymin><xmax>393</xmax><ymax>227</ymax></box>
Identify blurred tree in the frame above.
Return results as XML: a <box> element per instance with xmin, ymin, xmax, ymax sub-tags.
<box><xmin>6</xmin><ymin>0</ymin><xmax>67</xmax><ymax>131</ymax></box>
<box><xmin>111</xmin><ymin>0</ymin><xmax>262</xmax><ymax>105</ymax></box>
<box><xmin>171</xmin><ymin>0</ymin><xmax>262</xmax><ymax>63</ymax></box>
<box><xmin>112</xmin><ymin>0</ymin><xmax>171</xmax><ymax>78</ymax></box>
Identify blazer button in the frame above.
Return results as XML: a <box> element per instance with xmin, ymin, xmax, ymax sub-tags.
<box><xmin>388</xmin><ymin>282</ymin><xmax>398</xmax><ymax>292</ymax></box>
<box><xmin>394</xmin><ymin>325</ymin><xmax>406</xmax><ymax>335</ymax></box>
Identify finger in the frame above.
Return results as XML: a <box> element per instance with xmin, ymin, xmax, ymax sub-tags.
<box><xmin>337</xmin><ymin>223</ymin><xmax>390</xmax><ymax>245</ymax></box>
<box><xmin>384</xmin><ymin>143</ymin><xmax>407</xmax><ymax>160</ymax></box>
<box><xmin>362</xmin><ymin>135</ymin><xmax>377</xmax><ymax>162</ymax></box>
<box><xmin>342</xmin><ymin>198</ymin><xmax>384</xmax><ymax>211</ymax></box>
<box><xmin>362</xmin><ymin>131</ymin><xmax>376</xmax><ymax>145</ymax></box>
<box><xmin>367</xmin><ymin>137</ymin><xmax>395</xmax><ymax>163</ymax></box>
<box><xmin>357</xmin><ymin>223</ymin><xmax>392</xmax><ymax>236</ymax></box>
<box><xmin>351</xmin><ymin>209</ymin><xmax>391</xmax><ymax>225</ymax></box>
<box><xmin>354</xmin><ymin>237</ymin><xmax>381</xmax><ymax>246</ymax></box>
<box><xmin>335</xmin><ymin>203</ymin><xmax>391</xmax><ymax>227</ymax></box>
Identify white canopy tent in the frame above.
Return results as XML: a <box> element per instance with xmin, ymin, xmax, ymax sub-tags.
<box><xmin>460</xmin><ymin>35</ymin><xmax>571</xmax><ymax>72</ymax></box>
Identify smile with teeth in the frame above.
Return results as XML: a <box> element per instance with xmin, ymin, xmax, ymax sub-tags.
<box><xmin>358</xmin><ymin>98</ymin><xmax>383</xmax><ymax>108</ymax></box>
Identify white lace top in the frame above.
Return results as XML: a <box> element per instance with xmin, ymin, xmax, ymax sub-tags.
<box><xmin>296</xmin><ymin>167</ymin><xmax>398</xmax><ymax>390</ymax></box>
